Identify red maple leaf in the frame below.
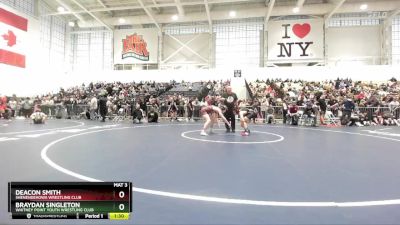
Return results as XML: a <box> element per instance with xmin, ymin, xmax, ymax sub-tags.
<box><xmin>2</xmin><ymin>30</ymin><xmax>16</xmax><ymax>47</ymax></box>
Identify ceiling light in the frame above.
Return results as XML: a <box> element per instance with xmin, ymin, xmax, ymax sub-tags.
<box><xmin>118</xmin><ymin>18</ymin><xmax>126</xmax><ymax>24</ymax></box>
<box><xmin>172</xmin><ymin>14</ymin><xmax>179</xmax><ymax>21</ymax></box>
<box><xmin>229</xmin><ymin>10</ymin><xmax>236</xmax><ymax>17</ymax></box>
<box><xmin>360</xmin><ymin>4</ymin><xmax>368</xmax><ymax>10</ymax></box>
<box><xmin>68</xmin><ymin>21</ymin><xmax>75</xmax><ymax>27</ymax></box>
<box><xmin>292</xmin><ymin>7</ymin><xmax>300</xmax><ymax>13</ymax></box>
<box><xmin>57</xmin><ymin>6</ymin><xmax>65</xmax><ymax>13</ymax></box>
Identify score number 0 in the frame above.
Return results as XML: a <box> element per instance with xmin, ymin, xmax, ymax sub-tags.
<box><xmin>119</xmin><ymin>191</ymin><xmax>125</xmax><ymax>211</ymax></box>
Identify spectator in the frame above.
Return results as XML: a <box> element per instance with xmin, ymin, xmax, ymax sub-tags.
<box><xmin>348</xmin><ymin>110</ymin><xmax>363</xmax><ymax>127</ymax></box>
<box><xmin>187</xmin><ymin>98</ymin><xmax>194</xmax><ymax>122</ymax></box>
<box><xmin>287</xmin><ymin>101</ymin><xmax>299</xmax><ymax>125</ymax></box>
<box><xmin>388</xmin><ymin>97</ymin><xmax>399</xmax><ymax>112</ymax></box>
<box><xmin>132</xmin><ymin>103</ymin><xmax>144</xmax><ymax>124</ymax></box>
<box><xmin>98</xmin><ymin>93</ymin><xmax>107</xmax><ymax>122</ymax></box>
<box><xmin>341</xmin><ymin>98</ymin><xmax>355</xmax><ymax>125</ymax></box>
<box><xmin>167</xmin><ymin>96</ymin><xmax>178</xmax><ymax>121</ymax></box>
<box><xmin>8</xmin><ymin>96</ymin><xmax>17</xmax><ymax>118</ymax></box>
<box><xmin>0</xmin><ymin>95</ymin><xmax>7</xmax><ymax>119</ymax></box>
<box><xmin>317</xmin><ymin>95</ymin><xmax>327</xmax><ymax>125</ymax></box>
<box><xmin>327</xmin><ymin>95</ymin><xmax>339</xmax><ymax>117</ymax></box>
<box><xmin>282</xmin><ymin>98</ymin><xmax>288</xmax><ymax>124</ymax></box>
<box><xmin>192</xmin><ymin>98</ymin><xmax>201</xmax><ymax>120</ymax></box>
<box><xmin>22</xmin><ymin>98</ymin><xmax>32</xmax><ymax>118</ymax></box>
<box><xmin>372</xmin><ymin>108</ymin><xmax>384</xmax><ymax>125</ymax></box>
<box><xmin>147</xmin><ymin>107</ymin><xmax>159</xmax><ymax>123</ymax></box>
<box><xmin>303</xmin><ymin>101</ymin><xmax>317</xmax><ymax>126</ymax></box>
<box><xmin>265</xmin><ymin>105</ymin><xmax>275</xmax><ymax>124</ymax></box>
<box><xmin>89</xmin><ymin>95</ymin><xmax>98</xmax><ymax>120</ymax></box>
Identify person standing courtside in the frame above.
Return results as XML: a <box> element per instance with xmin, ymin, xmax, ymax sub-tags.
<box><xmin>89</xmin><ymin>95</ymin><xmax>98</xmax><ymax>120</ymax></box>
<box><xmin>221</xmin><ymin>86</ymin><xmax>238</xmax><ymax>133</ymax></box>
<box><xmin>98</xmin><ymin>92</ymin><xmax>107</xmax><ymax>122</ymax></box>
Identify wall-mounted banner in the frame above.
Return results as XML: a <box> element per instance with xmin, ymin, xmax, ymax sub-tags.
<box><xmin>0</xmin><ymin>7</ymin><xmax>28</xmax><ymax>68</ymax></box>
<box><xmin>267</xmin><ymin>19</ymin><xmax>323</xmax><ymax>62</ymax></box>
<box><xmin>114</xmin><ymin>28</ymin><xmax>158</xmax><ymax>64</ymax></box>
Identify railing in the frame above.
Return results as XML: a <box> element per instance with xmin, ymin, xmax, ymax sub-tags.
<box><xmin>147</xmin><ymin>105</ymin><xmax>398</xmax><ymax>124</ymax></box>
<box><xmin>393</xmin><ymin>107</ymin><xmax>400</xmax><ymax>120</ymax></box>
<box><xmin>357</xmin><ymin>107</ymin><xmax>390</xmax><ymax>120</ymax></box>
<box><xmin>4</xmin><ymin>104</ymin><xmax>400</xmax><ymax>124</ymax></box>
<box><xmin>38</xmin><ymin>104</ymin><xmax>91</xmax><ymax>119</ymax></box>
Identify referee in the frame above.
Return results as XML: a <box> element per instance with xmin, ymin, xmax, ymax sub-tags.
<box><xmin>222</xmin><ymin>86</ymin><xmax>238</xmax><ymax>133</ymax></box>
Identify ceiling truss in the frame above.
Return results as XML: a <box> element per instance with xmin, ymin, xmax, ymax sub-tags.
<box><xmin>42</xmin><ymin>0</ymin><xmax>400</xmax><ymax>30</ymax></box>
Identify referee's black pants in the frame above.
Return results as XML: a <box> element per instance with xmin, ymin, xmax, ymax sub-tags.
<box><xmin>224</xmin><ymin>110</ymin><xmax>236</xmax><ymax>132</ymax></box>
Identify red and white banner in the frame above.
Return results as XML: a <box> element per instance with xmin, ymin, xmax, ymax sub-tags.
<box><xmin>0</xmin><ymin>7</ymin><xmax>28</xmax><ymax>68</ymax></box>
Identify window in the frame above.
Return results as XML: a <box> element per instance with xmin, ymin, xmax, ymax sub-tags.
<box><xmin>70</xmin><ymin>29</ymin><xmax>113</xmax><ymax>71</ymax></box>
<box><xmin>214</xmin><ymin>18</ymin><xmax>263</xmax><ymax>68</ymax></box>
<box><xmin>73</xmin><ymin>33</ymin><xmax>90</xmax><ymax>70</ymax></box>
<box><xmin>164</xmin><ymin>19</ymin><xmax>263</xmax><ymax>68</ymax></box>
<box><xmin>164</xmin><ymin>22</ymin><xmax>209</xmax><ymax>35</ymax></box>
<box><xmin>328</xmin><ymin>12</ymin><xmax>382</xmax><ymax>27</ymax></box>
<box><xmin>50</xmin><ymin>16</ymin><xmax>66</xmax><ymax>66</ymax></box>
<box><xmin>39</xmin><ymin>2</ymin><xmax>66</xmax><ymax>67</ymax></box>
<box><xmin>39</xmin><ymin>5</ymin><xmax>51</xmax><ymax>58</ymax></box>
<box><xmin>0</xmin><ymin>0</ymin><xmax>35</xmax><ymax>17</ymax></box>
<box><xmin>392</xmin><ymin>16</ymin><xmax>400</xmax><ymax>65</ymax></box>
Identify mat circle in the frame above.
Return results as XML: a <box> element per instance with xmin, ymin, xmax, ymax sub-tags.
<box><xmin>181</xmin><ymin>129</ymin><xmax>284</xmax><ymax>144</ymax></box>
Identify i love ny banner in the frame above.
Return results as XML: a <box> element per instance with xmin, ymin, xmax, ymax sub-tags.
<box><xmin>267</xmin><ymin>19</ymin><xmax>324</xmax><ymax>62</ymax></box>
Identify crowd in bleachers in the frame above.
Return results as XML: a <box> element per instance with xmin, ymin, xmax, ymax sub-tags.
<box><xmin>247</xmin><ymin>78</ymin><xmax>400</xmax><ymax>126</ymax></box>
<box><xmin>1</xmin><ymin>81</ymin><xmax>171</xmax><ymax>120</ymax></box>
<box><xmin>0</xmin><ymin>80</ymin><xmax>229</xmax><ymax>122</ymax></box>
<box><xmin>1</xmin><ymin>78</ymin><xmax>400</xmax><ymax>126</ymax></box>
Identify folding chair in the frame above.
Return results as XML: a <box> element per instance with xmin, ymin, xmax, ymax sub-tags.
<box><xmin>297</xmin><ymin>111</ymin><xmax>305</xmax><ymax>125</ymax></box>
<box><xmin>112</xmin><ymin>108</ymin><xmax>125</xmax><ymax>123</ymax></box>
<box><xmin>325</xmin><ymin>111</ymin><xmax>339</xmax><ymax>126</ymax></box>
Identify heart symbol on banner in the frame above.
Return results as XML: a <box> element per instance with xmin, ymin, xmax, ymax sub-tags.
<box><xmin>292</xmin><ymin>23</ymin><xmax>311</xmax><ymax>39</ymax></box>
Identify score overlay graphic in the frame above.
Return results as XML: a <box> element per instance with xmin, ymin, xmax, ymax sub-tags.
<box><xmin>8</xmin><ymin>182</ymin><xmax>132</xmax><ymax>220</ymax></box>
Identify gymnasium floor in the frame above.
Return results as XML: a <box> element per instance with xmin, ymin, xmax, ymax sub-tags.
<box><xmin>1</xmin><ymin>119</ymin><xmax>400</xmax><ymax>224</ymax></box>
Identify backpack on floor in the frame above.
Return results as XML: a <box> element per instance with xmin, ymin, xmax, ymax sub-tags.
<box><xmin>85</xmin><ymin>111</ymin><xmax>91</xmax><ymax>119</ymax></box>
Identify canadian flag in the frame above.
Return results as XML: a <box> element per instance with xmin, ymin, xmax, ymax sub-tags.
<box><xmin>0</xmin><ymin>7</ymin><xmax>28</xmax><ymax>68</ymax></box>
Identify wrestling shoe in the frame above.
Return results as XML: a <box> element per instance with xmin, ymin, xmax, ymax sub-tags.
<box><xmin>200</xmin><ymin>130</ymin><xmax>208</xmax><ymax>136</ymax></box>
<box><xmin>241</xmin><ymin>131</ymin><xmax>249</xmax><ymax>136</ymax></box>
